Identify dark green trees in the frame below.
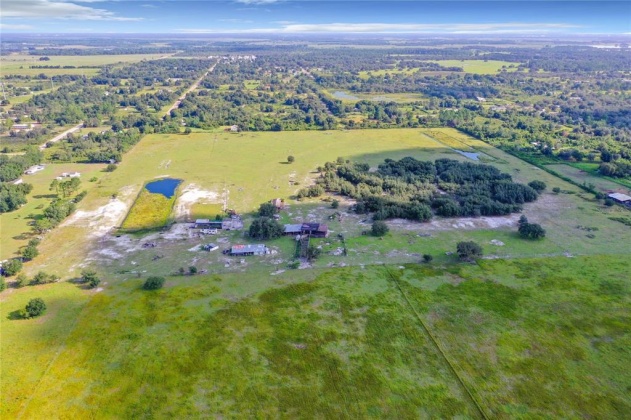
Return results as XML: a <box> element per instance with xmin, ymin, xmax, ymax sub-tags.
<box><xmin>518</xmin><ymin>216</ymin><xmax>546</xmax><ymax>240</ymax></box>
<box><xmin>457</xmin><ymin>241</ymin><xmax>483</xmax><ymax>261</ymax></box>
<box><xmin>249</xmin><ymin>217</ymin><xmax>283</xmax><ymax>240</ymax></box>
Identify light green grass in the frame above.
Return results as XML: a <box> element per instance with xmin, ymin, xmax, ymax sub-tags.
<box><xmin>0</xmin><ymin>163</ymin><xmax>106</xmax><ymax>260</ymax></box>
<box><xmin>2</xmin><ymin>255</ymin><xmax>629</xmax><ymax>418</ymax></box>
<box><xmin>428</xmin><ymin>60</ymin><xmax>520</xmax><ymax>74</ymax></box>
<box><xmin>1</xmin><ymin>54</ymin><xmax>170</xmax><ymax>76</ymax></box>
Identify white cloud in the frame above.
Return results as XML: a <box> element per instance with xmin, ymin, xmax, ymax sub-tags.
<box><xmin>178</xmin><ymin>22</ymin><xmax>583</xmax><ymax>34</ymax></box>
<box><xmin>1</xmin><ymin>0</ymin><xmax>142</xmax><ymax>21</ymax></box>
<box><xmin>0</xmin><ymin>23</ymin><xmax>35</xmax><ymax>30</ymax></box>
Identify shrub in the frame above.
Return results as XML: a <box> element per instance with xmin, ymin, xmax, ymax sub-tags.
<box><xmin>15</xmin><ymin>273</ymin><xmax>27</xmax><ymax>288</ymax></box>
<box><xmin>604</xmin><ymin>198</ymin><xmax>615</xmax><ymax>207</ymax></box>
<box><xmin>258</xmin><ymin>202</ymin><xmax>277</xmax><ymax>217</ymax></box>
<box><xmin>105</xmin><ymin>163</ymin><xmax>117</xmax><ymax>172</ymax></box>
<box><xmin>331</xmin><ymin>199</ymin><xmax>340</xmax><ymax>209</ymax></box>
<box><xmin>528</xmin><ymin>180</ymin><xmax>547</xmax><ymax>193</ymax></box>
<box><xmin>21</xmin><ymin>244</ymin><xmax>39</xmax><ymax>261</ymax></box>
<box><xmin>81</xmin><ymin>269</ymin><xmax>100</xmax><ymax>288</ymax></box>
<box><xmin>1</xmin><ymin>259</ymin><xmax>22</xmax><ymax>277</ymax></box>
<box><xmin>143</xmin><ymin>276</ymin><xmax>165</xmax><ymax>290</ymax></box>
<box><xmin>306</xmin><ymin>245</ymin><xmax>321</xmax><ymax>262</ymax></box>
<box><xmin>30</xmin><ymin>271</ymin><xmax>59</xmax><ymax>285</ymax></box>
<box><xmin>287</xmin><ymin>155</ymin><xmax>295</xmax><ymax>163</ymax></box>
<box><xmin>249</xmin><ymin>217</ymin><xmax>283</xmax><ymax>240</ymax></box>
<box><xmin>422</xmin><ymin>254</ymin><xmax>433</xmax><ymax>263</ymax></box>
<box><xmin>457</xmin><ymin>241</ymin><xmax>483</xmax><ymax>261</ymax></box>
<box><xmin>552</xmin><ymin>187</ymin><xmax>561</xmax><ymax>194</ymax></box>
<box><xmin>371</xmin><ymin>220</ymin><xmax>389</xmax><ymax>237</ymax></box>
<box><xmin>25</xmin><ymin>298</ymin><xmax>46</xmax><ymax>318</ymax></box>
<box><xmin>189</xmin><ymin>266</ymin><xmax>197</xmax><ymax>275</ymax></box>
<box><xmin>519</xmin><ymin>222</ymin><xmax>546</xmax><ymax>239</ymax></box>
<box><xmin>0</xmin><ymin>277</ymin><xmax>6</xmax><ymax>292</ymax></box>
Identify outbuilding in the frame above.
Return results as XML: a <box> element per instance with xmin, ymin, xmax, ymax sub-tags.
<box><xmin>195</xmin><ymin>219</ymin><xmax>223</xmax><ymax>229</ymax></box>
<box><xmin>608</xmin><ymin>192</ymin><xmax>631</xmax><ymax>205</ymax></box>
<box><xmin>230</xmin><ymin>244</ymin><xmax>268</xmax><ymax>256</ymax></box>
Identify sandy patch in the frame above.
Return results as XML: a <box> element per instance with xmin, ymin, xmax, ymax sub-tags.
<box><xmin>62</xmin><ymin>199</ymin><xmax>129</xmax><ymax>238</ymax></box>
<box><xmin>388</xmin><ymin>214</ymin><xmax>520</xmax><ymax>232</ymax></box>
<box><xmin>174</xmin><ymin>184</ymin><xmax>220</xmax><ymax>219</ymax></box>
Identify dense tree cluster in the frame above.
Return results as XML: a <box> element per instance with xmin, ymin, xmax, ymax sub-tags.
<box><xmin>309</xmin><ymin>157</ymin><xmax>540</xmax><ymax>222</ymax></box>
<box><xmin>249</xmin><ymin>217</ymin><xmax>283</xmax><ymax>240</ymax></box>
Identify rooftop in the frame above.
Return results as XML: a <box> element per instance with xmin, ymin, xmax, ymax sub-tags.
<box><xmin>608</xmin><ymin>193</ymin><xmax>631</xmax><ymax>202</ymax></box>
<box><xmin>231</xmin><ymin>244</ymin><xmax>267</xmax><ymax>254</ymax></box>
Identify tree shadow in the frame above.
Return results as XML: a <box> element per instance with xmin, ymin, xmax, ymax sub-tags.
<box><xmin>278</xmin><ymin>161</ymin><xmax>291</xmax><ymax>165</ymax></box>
<box><xmin>33</xmin><ymin>194</ymin><xmax>57</xmax><ymax>199</ymax></box>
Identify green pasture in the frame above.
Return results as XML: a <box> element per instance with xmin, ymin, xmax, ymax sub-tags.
<box><xmin>2</xmin><ymin>255</ymin><xmax>629</xmax><ymax>418</ymax></box>
<box><xmin>1</xmin><ymin>54</ymin><xmax>169</xmax><ymax>76</ymax></box>
<box><xmin>0</xmin><ymin>163</ymin><xmax>106</xmax><ymax>260</ymax></box>
<box><xmin>428</xmin><ymin>60</ymin><xmax>520</xmax><ymax>74</ymax></box>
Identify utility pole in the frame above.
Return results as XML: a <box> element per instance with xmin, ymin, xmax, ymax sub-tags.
<box><xmin>0</xmin><ymin>82</ymin><xmax>6</xmax><ymax>101</ymax></box>
<box><xmin>50</xmin><ymin>77</ymin><xmax>55</xmax><ymax>91</ymax></box>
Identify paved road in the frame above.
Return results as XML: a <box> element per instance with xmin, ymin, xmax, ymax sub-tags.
<box><xmin>164</xmin><ymin>62</ymin><xmax>217</xmax><ymax>119</ymax></box>
<box><xmin>38</xmin><ymin>123</ymin><xmax>84</xmax><ymax>151</ymax></box>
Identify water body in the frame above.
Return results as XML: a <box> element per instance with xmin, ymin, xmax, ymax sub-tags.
<box><xmin>332</xmin><ymin>91</ymin><xmax>359</xmax><ymax>100</ymax></box>
<box><xmin>145</xmin><ymin>178</ymin><xmax>182</xmax><ymax>198</ymax></box>
<box><xmin>454</xmin><ymin>150</ymin><xmax>480</xmax><ymax>161</ymax></box>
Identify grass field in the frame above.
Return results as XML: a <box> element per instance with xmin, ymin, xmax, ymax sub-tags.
<box><xmin>1</xmin><ymin>54</ymin><xmax>170</xmax><ymax>76</ymax></box>
<box><xmin>0</xmin><ymin>163</ymin><xmax>106</xmax><ymax>260</ymax></box>
<box><xmin>121</xmin><ymin>183</ymin><xmax>180</xmax><ymax>232</ymax></box>
<box><xmin>2</xmin><ymin>255</ymin><xmax>629</xmax><ymax>418</ymax></box>
<box><xmin>428</xmin><ymin>60</ymin><xmax>520</xmax><ymax>74</ymax></box>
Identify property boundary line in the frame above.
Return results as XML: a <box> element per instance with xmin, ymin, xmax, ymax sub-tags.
<box><xmin>383</xmin><ymin>265</ymin><xmax>489</xmax><ymax>420</ymax></box>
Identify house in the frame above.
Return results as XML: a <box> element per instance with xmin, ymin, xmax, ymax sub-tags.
<box><xmin>195</xmin><ymin>219</ymin><xmax>223</xmax><ymax>229</ymax></box>
<box><xmin>229</xmin><ymin>125</ymin><xmax>239</xmax><ymax>132</ymax></box>
<box><xmin>301</xmin><ymin>223</ymin><xmax>329</xmax><ymax>238</ymax></box>
<box><xmin>24</xmin><ymin>165</ymin><xmax>45</xmax><ymax>175</ymax></box>
<box><xmin>230</xmin><ymin>244</ymin><xmax>268</xmax><ymax>256</ymax></box>
<box><xmin>608</xmin><ymin>193</ymin><xmax>631</xmax><ymax>205</ymax></box>
<box><xmin>271</xmin><ymin>198</ymin><xmax>285</xmax><ymax>210</ymax></box>
<box><xmin>283</xmin><ymin>223</ymin><xmax>329</xmax><ymax>238</ymax></box>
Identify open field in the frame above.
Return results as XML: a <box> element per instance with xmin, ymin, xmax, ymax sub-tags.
<box><xmin>0</xmin><ymin>163</ymin><xmax>106</xmax><ymax>260</ymax></box>
<box><xmin>2</xmin><ymin>255</ymin><xmax>629</xmax><ymax>418</ymax></box>
<box><xmin>327</xmin><ymin>89</ymin><xmax>427</xmax><ymax>103</ymax></box>
<box><xmin>428</xmin><ymin>60</ymin><xmax>520</xmax><ymax>74</ymax></box>
<box><xmin>1</xmin><ymin>54</ymin><xmax>171</xmax><ymax>76</ymax></box>
<box><xmin>553</xmin><ymin>162</ymin><xmax>631</xmax><ymax>190</ymax></box>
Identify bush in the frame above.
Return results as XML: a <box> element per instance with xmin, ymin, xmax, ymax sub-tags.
<box><xmin>258</xmin><ymin>202</ymin><xmax>277</xmax><ymax>217</ymax></box>
<box><xmin>0</xmin><ymin>277</ymin><xmax>6</xmax><ymax>292</ymax></box>
<box><xmin>457</xmin><ymin>241</ymin><xmax>483</xmax><ymax>261</ymax></box>
<box><xmin>25</xmin><ymin>298</ymin><xmax>46</xmax><ymax>318</ymax></box>
<box><xmin>30</xmin><ymin>271</ymin><xmax>59</xmax><ymax>285</ymax></box>
<box><xmin>287</xmin><ymin>260</ymin><xmax>300</xmax><ymax>269</ymax></box>
<box><xmin>604</xmin><ymin>198</ymin><xmax>615</xmax><ymax>207</ymax></box>
<box><xmin>519</xmin><ymin>222</ymin><xmax>546</xmax><ymax>239</ymax></box>
<box><xmin>552</xmin><ymin>187</ymin><xmax>561</xmax><ymax>194</ymax></box>
<box><xmin>105</xmin><ymin>163</ymin><xmax>117</xmax><ymax>172</ymax></box>
<box><xmin>81</xmin><ymin>269</ymin><xmax>100</xmax><ymax>288</ymax></box>
<box><xmin>189</xmin><ymin>266</ymin><xmax>197</xmax><ymax>275</ymax></box>
<box><xmin>287</xmin><ymin>155</ymin><xmax>295</xmax><ymax>163</ymax></box>
<box><xmin>331</xmin><ymin>199</ymin><xmax>340</xmax><ymax>209</ymax></box>
<box><xmin>528</xmin><ymin>180</ymin><xmax>547</xmax><ymax>193</ymax></box>
<box><xmin>422</xmin><ymin>254</ymin><xmax>433</xmax><ymax>263</ymax></box>
<box><xmin>371</xmin><ymin>220</ymin><xmax>389</xmax><ymax>237</ymax></box>
<box><xmin>143</xmin><ymin>276</ymin><xmax>165</xmax><ymax>290</ymax></box>
<box><xmin>1</xmin><ymin>259</ymin><xmax>22</xmax><ymax>277</ymax></box>
<box><xmin>306</xmin><ymin>245</ymin><xmax>321</xmax><ymax>262</ymax></box>
<box><xmin>21</xmin><ymin>244</ymin><xmax>39</xmax><ymax>261</ymax></box>
<box><xmin>249</xmin><ymin>217</ymin><xmax>283</xmax><ymax>240</ymax></box>
<box><xmin>15</xmin><ymin>273</ymin><xmax>27</xmax><ymax>288</ymax></box>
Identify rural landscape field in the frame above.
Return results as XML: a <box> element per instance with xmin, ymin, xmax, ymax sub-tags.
<box><xmin>1</xmin><ymin>1</ymin><xmax>631</xmax><ymax>418</ymax></box>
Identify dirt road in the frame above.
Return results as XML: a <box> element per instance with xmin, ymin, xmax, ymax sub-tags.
<box><xmin>163</xmin><ymin>61</ymin><xmax>217</xmax><ymax>118</ymax></box>
<box><xmin>38</xmin><ymin>122</ymin><xmax>84</xmax><ymax>151</ymax></box>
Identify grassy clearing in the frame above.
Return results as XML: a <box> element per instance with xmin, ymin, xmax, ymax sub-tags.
<box><xmin>1</xmin><ymin>54</ymin><xmax>170</xmax><ymax>76</ymax></box>
<box><xmin>427</xmin><ymin>60</ymin><xmax>520</xmax><ymax>74</ymax></box>
<box><xmin>0</xmin><ymin>163</ymin><xmax>106</xmax><ymax>260</ymax></box>
<box><xmin>121</xmin><ymin>187</ymin><xmax>178</xmax><ymax>232</ymax></box>
<box><xmin>190</xmin><ymin>203</ymin><xmax>225</xmax><ymax>220</ymax></box>
<box><xmin>3</xmin><ymin>255</ymin><xmax>629</xmax><ymax>418</ymax></box>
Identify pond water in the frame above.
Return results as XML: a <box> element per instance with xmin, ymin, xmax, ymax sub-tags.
<box><xmin>332</xmin><ymin>91</ymin><xmax>360</xmax><ymax>100</ymax></box>
<box><xmin>454</xmin><ymin>150</ymin><xmax>480</xmax><ymax>161</ymax></box>
<box><xmin>145</xmin><ymin>178</ymin><xmax>182</xmax><ymax>198</ymax></box>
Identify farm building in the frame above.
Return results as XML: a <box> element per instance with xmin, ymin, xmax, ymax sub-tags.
<box><xmin>202</xmin><ymin>243</ymin><xmax>219</xmax><ymax>252</ymax></box>
<box><xmin>283</xmin><ymin>223</ymin><xmax>329</xmax><ymax>238</ymax></box>
<box><xmin>230</xmin><ymin>244</ymin><xmax>268</xmax><ymax>256</ymax></box>
<box><xmin>608</xmin><ymin>193</ymin><xmax>631</xmax><ymax>205</ymax></box>
<box><xmin>24</xmin><ymin>165</ymin><xmax>45</xmax><ymax>175</ymax></box>
<box><xmin>195</xmin><ymin>219</ymin><xmax>223</xmax><ymax>229</ymax></box>
<box><xmin>229</xmin><ymin>125</ymin><xmax>240</xmax><ymax>132</ymax></box>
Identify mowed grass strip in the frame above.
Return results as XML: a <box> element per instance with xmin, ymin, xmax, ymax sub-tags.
<box><xmin>121</xmin><ymin>187</ymin><xmax>176</xmax><ymax>231</ymax></box>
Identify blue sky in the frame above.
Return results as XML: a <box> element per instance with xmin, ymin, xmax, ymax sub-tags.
<box><xmin>1</xmin><ymin>1</ymin><xmax>630</xmax><ymax>34</ymax></box>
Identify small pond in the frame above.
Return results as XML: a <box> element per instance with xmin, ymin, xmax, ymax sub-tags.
<box><xmin>454</xmin><ymin>150</ymin><xmax>480</xmax><ymax>161</ymax></box>
<box><xmin>332</xmin><ymin>91</ymin><xmax>360</xmax><ymax>100</ymax></box>
<box><xmin>145</xmin><ymin>178</ymin><xmax>182</xmax><ymax>198</ymax></box>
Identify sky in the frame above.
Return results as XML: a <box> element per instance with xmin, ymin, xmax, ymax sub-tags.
<box><xmin>1</xmin><ymin>1</ymin><xmax>630</xmax><ymax>34</ymax></box>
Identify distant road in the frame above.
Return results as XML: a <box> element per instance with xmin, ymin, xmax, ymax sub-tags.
<box><xmin>163</xmin><ymin>61</ymin><xmax>217</xmax><ymax>119</ymax></box>
<box><xmin>38</xmin><ymin>122</ymin><xmax>84</xmax><ymax>151</ymax></box>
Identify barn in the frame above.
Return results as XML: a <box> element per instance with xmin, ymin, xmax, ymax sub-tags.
<box><xmin>608</xmin><ymin>193</ymin><xmax>631</xmax><ymax>206</ymax></box>
<box><xmin>195</xmin><ymin>219</ymin><xmax>223</xmax><ymax>229</ymax></box>
<box><xmin>230</xmin><ymin>244</ymin><xmax>268</xmax><ymax>256</ymax></box>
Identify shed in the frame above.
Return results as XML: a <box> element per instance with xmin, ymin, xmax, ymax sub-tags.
<box><xmin>202</xmin><ymin>243</ymin><xmax>219</xmax><ymax>252</ymax></box>
<box><xmin>195</xmin><ymin>219</ymin><xmax>222</xmax><ymax>229</ymax></box>
<box><xmin>608</xmin><ymin>193</ymin><xmax>631</xmax><ymax>204</ymax></box>
<box><xmin>301</xmin><ymin>223</ymin><xmax>329</xmax><ymax>238</ymax></box>
<box><xmin>284</xmin><ymin>224</ymin><xmax>303</xmax><ymax>235</ymax></box>
<box><xmin>230</xmin><ymin>244</ymin><xmax>267</xmax><ymax>256</ymax></box>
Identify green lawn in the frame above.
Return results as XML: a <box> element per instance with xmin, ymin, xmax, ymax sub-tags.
<box><xmin>428</xmin><ymin>60</ymin><xmax>520</xmax><ymax>74</ymax></box>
